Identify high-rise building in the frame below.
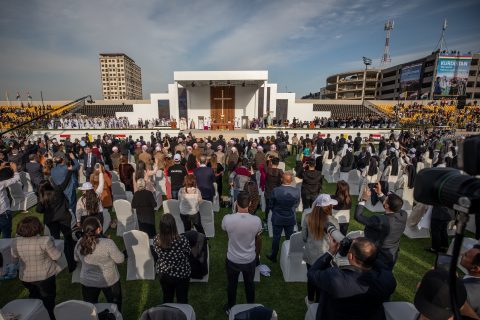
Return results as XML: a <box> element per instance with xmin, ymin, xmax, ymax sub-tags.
<box><xmin>99</xmin><ymin>53</ymin><xmax>142</xmax><ymax>100</ymax></box>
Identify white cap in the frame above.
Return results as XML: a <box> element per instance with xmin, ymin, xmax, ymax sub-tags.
<box><xmin>313</xmin><ymin>194</ymin><xmax>338</xmax><ymax>207</ymax></box>
<box><xmin>112</xmin><ymin>146</ymin><xmax>118</xmax><ymax>152</ymax></box>
<box><xmin>174</xmin><ymin>154</ymin><xmax>181</xmax><ymax>162</ymax></box>
<box><xmin>155</xmin><ymin>146</ymin><xmax>161</xmax><ymax>151</ymax></box>
<box><xmin>78</xmin><ymin>182</ymin><xmax>94</xmax><ymax>191</ymax></box>
<box><xmin>142</xmin><ymin>145</ymin><xmax>148</xmax><ymax>151</ymax></box>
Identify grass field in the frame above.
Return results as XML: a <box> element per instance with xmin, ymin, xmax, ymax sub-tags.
<box><xmin>1</xmin><ymin>156</ymin><xmax>466</xmax><ymax>319</ymax></box>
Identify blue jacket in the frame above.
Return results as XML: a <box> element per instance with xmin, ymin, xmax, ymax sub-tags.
<box><xmin>271</xmin><ymin>185</ymin><xmax>300</xmax><ymax>226</ymax></box>
<box><xmin>193</xmin><ymin>166</ymin><xmax>215</xmax><ymax>201</ymax></box>
<box><xmin>307</xmin><ymin>252</ymin><xmax>396</xmax><ymax>320</ymax></box>
<box><xmin>51</xmin><ymin>159</ymin><xmax>79</xmax><ymax>202</ymax></box>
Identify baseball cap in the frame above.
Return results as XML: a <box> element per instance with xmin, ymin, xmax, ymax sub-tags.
<box><xmin>174</xmin><ymin>154</ymin><xmax>181</xmax><ymax>162</ymax></box>
<box><xmin>414</xmin><ymin>269</ymin><xmax>467</xmax><ymax>320</ymax></box>
<box><xmin>313</xmin><ymin>194</ymin><xmax>338</xmax><ymax>207</ymax></box>
<box><xmin>78</xmin><ymin>182</ymin><xmax>94</xmax><ymax>191</ymax></box>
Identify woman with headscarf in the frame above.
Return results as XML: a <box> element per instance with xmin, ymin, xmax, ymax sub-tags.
<box><xmin>110</xmin><ymin>146</ymin><xmax>121</xmax><ymax>172</ymax></box>
<box><xmin>132</xmin><ymin>178</ymin><xmax>157</xmax><ymax>238</ymax></box>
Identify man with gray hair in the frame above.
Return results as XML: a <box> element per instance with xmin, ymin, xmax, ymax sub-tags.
<box><xmin>194</xmin><ymin>156</ymin><xmax>215</xmax><ymax>202</ymax></box>
<box><xmin>267</xmin><ymin>171</ymin><xmax>300</xmax><ymax>262</ymax></box>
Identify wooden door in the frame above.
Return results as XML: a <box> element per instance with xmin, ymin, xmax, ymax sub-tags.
<box><xmin>211</xmin><ymin>86</ymin><xmax>235</xmax><ymax>124</ymax></box>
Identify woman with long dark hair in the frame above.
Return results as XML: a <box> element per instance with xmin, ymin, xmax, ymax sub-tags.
<box><xmin>76</xmin><ymin>182</ymin><xmax>104</xmax><ymax>227</ymax></box>
<box><xmin>119</xmin><ymin>155</ymin><xmax>135</xmax><ymax>192</ymax></box>
<box><xmin>185</xmin><ymin>153</ymin><xmax>198</xmax><ymax>175</ymax></box>
<box><xmin>301</xmin><ymin>195</ymin><xmax>339</xmax><ymax>305</ymax></box>
<box><xmin>132</xmin><ymin>178</ymin><xmax>157</xmax><ymax>238</ymax></box>
<box><xmin>11</xmin><ymin>216</ymin><xmax>62</xmax><ymax>319</ymax></box>
<box><xmin>37</xmin><ymin>172</ymin><xmax>77</xmax><ymax>272</ymax></box>
<box><xmin>154</xmin><ymin>214</ymin><xmax>191</xmax><ymax>303</ymax></box>
<box><xmin>208</xmin><ymin>153</ymin><xmax>224</xmax><ymax>197</ymax></box>
<box><xmin>330</xmin><ymin>180</ymin><xmax>352</xmax><ymax>235</ymax></box>
<box><xmin>75</xmin><ymin>216</ymin><xmax>124</xmax><ymax>311</ymax></box>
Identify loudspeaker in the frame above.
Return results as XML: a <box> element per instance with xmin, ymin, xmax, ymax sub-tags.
<box><xmin>457</xmin><ymin>95</ymin><xmax>466</xmax><ymax>109</ymax></box>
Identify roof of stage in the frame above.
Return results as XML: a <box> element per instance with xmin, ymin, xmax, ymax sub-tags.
<box><xmin>174</xmin><ymin>70</ymin><xmax>267</xmax><ymax>88</ymax></box>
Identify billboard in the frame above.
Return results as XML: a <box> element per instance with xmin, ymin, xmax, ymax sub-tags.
<box><xmin>434</xmin><ymin>55</ymin><xmax>472</xmax><ymax>97</ymax></box>
<box><xmin>400</xmin><ymin>63</ymin><xmax>422</xmax><ymax>99</ymax></box>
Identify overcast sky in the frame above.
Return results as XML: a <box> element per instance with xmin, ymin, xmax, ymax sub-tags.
<box><xmin>1</xmin><ymin>0</ymin><xmax>479</xmax><ymax>100</ymax></box>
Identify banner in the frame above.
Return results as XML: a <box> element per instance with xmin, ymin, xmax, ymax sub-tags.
<box><xmin>434</xmin><ymin>55</ymin><xmax>472</xmax><ymax>97</ymax></box>
<box><xmin>400</xmin><ymin>63</ymin><xmax>422</xmax><ymax>99</ymax></box>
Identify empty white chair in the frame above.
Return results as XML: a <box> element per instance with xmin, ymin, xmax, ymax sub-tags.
<box><xmin>54</xmin><ymin>300</ymin><xmax>123</xmax><ymax>320</ymax></box>
<box><xmin>347</xmin><ymin>170</ymin><xmax>361</xmax><ymax>195</ymax></box>
<box><xmin>280</xmin><ymin>232</ymin><xmax>307</xmax><ymax>282</ymax></box>
<box><xmin>199</xmin><ymin>201</ymin><xmax>215</xmax><ymax>238</ymax></box>
<box><xmin>19</xmin><ymin>172</ymin><xmax>34</xmax><ymax>192</ymax></box>
<box><xmin>123</xmin><ymin>230</ymin><xmax>155</xmax><ymax>280</ymax></box>
<box><xmin>332</xmin><ymin>209</ymin><xmax>350</xmax><ymax>225</ymax></box>
<box><xmin>8</xmin><ymin>182</ymin><xmax>37</xmax><ymax>211</ymax></box>
<box><xmin>1</xmin><ymin>299</ymin><xmax>50</xmax><ymax>320</ymax></box>
<box><xmin>162</xmin><ymin>199</ymin><xmax>184</xmax><ymax>234</ymax></box>
<box><xmin>229</xmin><ymin>304</ymin><xmax>277</xmax><ymax>320</ymax></box>
<box><xmin>102</xmin><ymin>209</ymin><xmax>111</xmax><ymax>234</ymax></box>
<box><xmin>212</xmin><ymin>182</ymin><xmax>220</xmax><ymax>212</ymax></box>
<box><xmin>383</xmin><ymin>302</ymin><xmax>419</xmax><ymax>320</ymax></box>
<box><xmin>304</xmin><ymin>303</ymin><xmax>318</xmax><ymax>320</ymax></box>
<box><xmin>111</xmin><ymin>182</ymin><xmax>133</xmax><ymax>202</ymax></box>
<box><xmin>268</xmin><ymin>211</ymin><xmax>298</xmax><ymax>238</ymax></box>
<box><xmin>140</xmin><ymin>303</ymin><xmax>196</xmax><ymax>320</ymax></box>
<box><xmin>113</xmin><ymin>200</ymin><xmax>138</xmax><ymax>237</ymax></box>
<box><xmin>110</xmin><ymin>171</ymin><xmax>120</xmax><ymax>182</ymax></box>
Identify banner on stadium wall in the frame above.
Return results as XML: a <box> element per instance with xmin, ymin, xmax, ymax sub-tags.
<box><xmin>433</xmin><ymin>55</ymin><xmax>472</xmax><ymax>97</ymax></box>
<box><xmin>400</xmin><ymin>63</ymin><xmax>422</xmax><ymax>99</ymax></box>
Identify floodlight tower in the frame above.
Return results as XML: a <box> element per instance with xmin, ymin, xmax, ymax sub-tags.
<box><xmin>380</xmin><ymin>19</ymin><xmax>394</xmax><ymax>68</ymax></box>
<box><xmin>434</xmin><ymin>19</ymin><xmax>448</xmax><ymax>53</ymax></box>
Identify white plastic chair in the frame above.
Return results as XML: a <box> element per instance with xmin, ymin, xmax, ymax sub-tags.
<box><xmin>199</xmin><ymin>201</ymin><xmax>215</xmax><ymax>238</ymax></box>
<box><xmin>8</xmin><ymin>182</ymin><xmax>37</xmax><ymax>211</ymax></box>
<box><xmin>110</xmin><ymin>171</ymin><xmax>120</xmax><ymax>182</ymax></box>
<box><xmin>162</xmin><ymin>199</ymin><xmax>184</xmax><ymax>234</ymax></box>
<box><xmin>123</xmin><ymin>230</ymin><xmax>155</xmax><ymax>280</ymax></box>
<box><xmin>103</xmin><ymin>209</ymin><xmax>111</xmax><ymax>234</ymax></box>
<box><xmin>54</xmin><ymin>300</ymin><xmax>123</xmax><ymax>320</ymax></box>
<box><xmin>111</xmin><ymin>182</ymin><xmax>133</xmax><ymax>202</ymax></box>
<box><xmin>332</xmin><ymin>209</ymin><xmax>350</xmax><ymax>224</ymax></box>
<box><xmin>383</xmin><ymin>302</ymin><xmax>419</xmax><ymax>320</ymax></box>
<box><xmin>304</xmin><ymin>303</ymin><xmax>318</xmax><ymax>320</ymax></box>
<box><xmin>19</xmin><ymin>172</ymin><xmax>34</xmax><ymax>192</ymax></box>
<box><xmin>1</xmin><ymin>299</ymin><xmax>50</xmax><ymax>320</ymax></box>
<box><xmin>280</xmin><ymin>232</ymin><xmax>307</xmax><ymax>282</ymax></box>
<box><xmin>113</xmin><ymin>200</ymin><xmax>138</xmax><ymax>237</ymax></box>
<box><xmin>229</xmin><ymin>304</ymin><xmax>277</xmax><ymax>320</ymax></box>
<box><xmin>140</xmin><ymin>303</ymin><xmax>196</xmax><ymax>320</ymax></box>
<box><xmin>347</xmin><ymin>170</ymin><xmax>361</xmax><ymax>195</ymax></box>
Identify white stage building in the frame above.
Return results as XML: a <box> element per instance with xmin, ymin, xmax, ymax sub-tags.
<box><xmin>116</xmin><ymin>70</ymin><xmax>331</xmax><ymax>128</ymax></box>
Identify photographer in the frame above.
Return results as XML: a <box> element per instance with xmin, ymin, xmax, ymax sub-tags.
<box><xmin>307</xmin><ymin>237</ymin><xmax>396</xmax><ymax>320</ymax></box>
<box><xmin>354</xmin><ymin>183</ymin><xmax>407</xmax><ymax>269</ymax></box>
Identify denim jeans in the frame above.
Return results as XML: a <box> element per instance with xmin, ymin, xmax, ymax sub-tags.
<box><xmin>0</xmin><ymin>210</ymin><xmax>13</xmax><ymax>238</ymax></box>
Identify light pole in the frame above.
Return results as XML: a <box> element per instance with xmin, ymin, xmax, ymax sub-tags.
<box><xmin>361</xmin><ymin>57</ymin><xmax>372</xmax><ymax>108</ymax></box>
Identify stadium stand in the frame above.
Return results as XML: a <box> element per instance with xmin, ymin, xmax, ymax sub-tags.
<box><xmin>76</xmin><ymin>104</ymin><xmax>133</xmax><ymax>117</ymax></box>
<box><xmin>313</xmin><ymin>103</ymin><xmax>381</xmax><ymax>118</ymax></box>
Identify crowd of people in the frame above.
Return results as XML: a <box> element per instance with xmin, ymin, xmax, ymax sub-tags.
<box><xmin>0</xmin><ymin>128</ymin><xmax>479</xmax><ymax>319</ymax></box>
<box><xmin>0</xmin><ymin>105</ymin><xmax>55</xmax><ymax>130</ymax></box>
<box><xmin>46</xmin><ymin>115</ymin><xmax>131</xmax><ymax>130</ymax></box>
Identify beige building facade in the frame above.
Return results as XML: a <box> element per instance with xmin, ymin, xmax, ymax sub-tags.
<box><xmin>99</xmin><ymin>53</ymin><xmax>142</xmax><ymax>100</ymax></box>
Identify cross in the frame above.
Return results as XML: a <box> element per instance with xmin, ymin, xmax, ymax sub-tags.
<box><xmin>213</xmin><ymin>90</ymin><xmax>232</xmax><ymax>119</ymax></box>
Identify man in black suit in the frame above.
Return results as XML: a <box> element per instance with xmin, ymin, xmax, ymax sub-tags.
<box><xmin>308</xmin><ymin>237</ymin><xmax>396</xmax><ymax>320</ymax></box>
<box><xmin>25</xmin><ymin>154</ymin><xmax>43</xmax><ymax>192</ymax></box>
<box><xmin>354</xmin><ymin>183</ymin><xmax>407</xmax><ymax>269</ymax></box>
<box><xmin>194</xmin><ymin>156</ymin><xmax>215</xmax><ymax>202</ymax></box>
<box><xmin>353</xmin><ymin>132</ymin><xmax>363</xmax><ymax>152</ymax></box>
<box><xmin>82</xmin><ymin>146</ymin><xmax>97</xmax><ymax>181</ymax></box>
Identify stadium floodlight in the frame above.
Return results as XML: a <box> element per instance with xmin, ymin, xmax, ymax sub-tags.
<box><xmin>86</xmin><ymin>95</ymin><xmax>95</xmax><ymax>104</ymax></box>
<box><xmin>363</xmin><ymin>57</ymin><xmax>372</xmax><ymax>69</ymax></box>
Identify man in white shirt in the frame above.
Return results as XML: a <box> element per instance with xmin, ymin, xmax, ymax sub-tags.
<box><xmin>221</xmin><ymin>191</ymin><xmax>262</xmax><ymax>314</ymax></box>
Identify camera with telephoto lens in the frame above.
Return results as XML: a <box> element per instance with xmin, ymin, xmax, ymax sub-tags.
<box><xmin>324</xmin><ymin>222</ymin><xmax>353</xmax><ymax>257</ymax></box>
<box><xmin>414</xmin><ymin>135</ymin><xmax>480</xmax><ymax>213</ymax></box>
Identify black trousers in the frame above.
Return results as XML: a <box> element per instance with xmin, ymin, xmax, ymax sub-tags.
<box><xmin>47</xmin><ymin>221</ymin><xmax>76</xmax><ymax>272</ymax></box>
<box><xmin>476</xmin><ymin>211</ymin><xmax>480</xmax><ymax>240</ymax></box>
<box><xmin>301</xmin><ymin>194</ymin><xmax>315</xmax><ymax>210</ymax></box>
<box><xmin>431</xmin><ymin>219</ymin><xmax>449</xmax><ymax>251</ymax></box>
<box><xmin>82</xmin><ymin>281</ymin><xmax>122</xmax><ymax>312</ymax></box>
<box><xmin>22</xmin><ymin>275</ymin><xmax>56</xmax><ymax>320</ymax></box>
<box><xmin>306</xmin><ymin>264</ymin><xmax>320</xmax><ymax>302</ymax></box>
<box><xmin>180</xmin><ymin>213</ymin><xmax>205</xmax><ymax>235</ymax></box>
<box><xmin>139</xmin><ymin>222</ymin><xmax>156</xmax><ymax>239</ymax></box>
<box><xmin>226</xmin><ymin>258</ymin><xmax>256</xmax><ymax>309</ymax></box>
<box><xmin>159</xmin><ymin>274</ymin><xmax>190</xmax><ymax>303</ymax></box>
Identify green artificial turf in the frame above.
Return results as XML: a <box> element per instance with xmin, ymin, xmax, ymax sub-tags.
<box><xmin>1</xmin><ymin>155</ymin><xmax>468</xmax><ymax>319</ymax></box>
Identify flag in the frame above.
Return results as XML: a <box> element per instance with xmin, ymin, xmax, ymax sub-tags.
<box><xmin>16</xmin><ymin>92</ymin><xmax>20</xmax><ymax>100</ymax></box>
<box><xmin>399</xmin><ymin>91</ymin><xmax>407</xmax><ymax>99</ymax></box>
<box><xmin>27</xmin><ymin>92</ymin><xmax>32</xmax><ymax>101</ymax></box>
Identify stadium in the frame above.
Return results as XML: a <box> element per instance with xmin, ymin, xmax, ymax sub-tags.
<box><xmin>1</xmin><ymin>3</ymin><xmax>480</xmax><ymax>320</ymax></box>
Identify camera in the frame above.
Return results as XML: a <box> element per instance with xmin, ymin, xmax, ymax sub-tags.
<box><xmin>414</xmin><ymin>135</ymin><xmax>480</xmax><ymax>213</ymax></box>
<box><xmin>324</xmin><ymin>223</ymin><xmax>353</xmax><ymax>257</ymax></box>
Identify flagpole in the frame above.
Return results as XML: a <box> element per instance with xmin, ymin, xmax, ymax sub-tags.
<box><xmin>41</xmin><ymin>91</ymin><xmax>44</xmax><ymax>107</ymax></box>
<box><xmin>5</xmin><ymin>91</ymin><xmax>10</xmax><ymax>107</ymax></box>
